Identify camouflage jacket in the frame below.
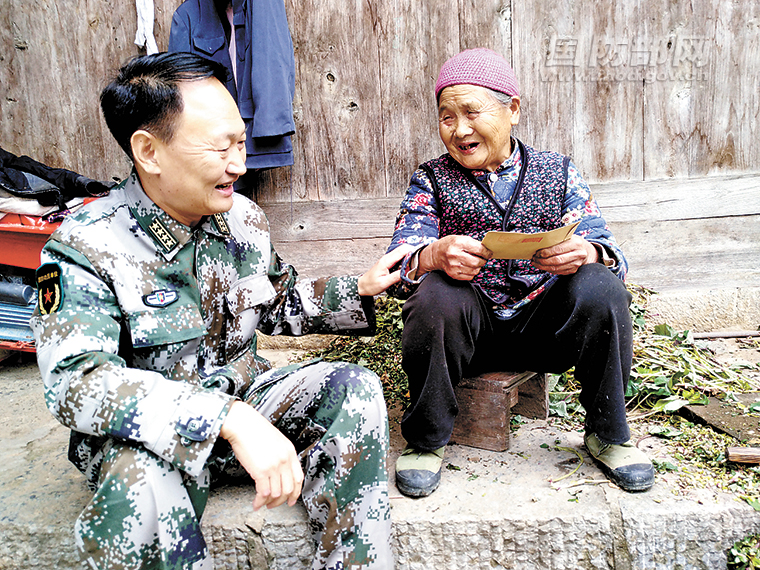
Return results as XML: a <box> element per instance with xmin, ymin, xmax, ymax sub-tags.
<box><xmin>30</xmin><ymin>171</ymin><xmax>373</xmax><ymax>484</ymax></box>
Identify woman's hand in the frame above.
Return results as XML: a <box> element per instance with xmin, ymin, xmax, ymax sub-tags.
<box><xmin>531</xmin><ymin>235</ymin><xmax>598</xmax><ymax>275</ymax></box>
<box><xmin>420</xmin><ymin>235</ymin><xmax>492</xmax><ymax>281</ymax></box>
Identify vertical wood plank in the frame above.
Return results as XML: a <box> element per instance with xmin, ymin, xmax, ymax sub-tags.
<box><xmin>511</xmin><ymin>0</ymin><xmax>576</xmax><ymax>165</ymax></box>
<box><xmin>643</xmin><ymin>0</ymin><xmax>760</xmax><ymax>179</ymax></box>
<box><xmin>458</xmin><ymin>0</ymin><xmax>512</xmax><ymax>58</ymax></box>
<box><xmin>374</xmin><ymin>0</ymin><xmax>457</xmax><ymax>200</ymax></box>
<box><xmin>281</xmin><ymin>0</ymin><xmax>384</xmax><ymax>203</ymax></box>
<box><xmin>512</xmin><ymin>0</ymin><xmax>644</xmax><ymax>183</ymax></box>
<box><xmin>573</xmin><ymin>1</ymin><xmax>644</xmax><ymax>181</ymax></box>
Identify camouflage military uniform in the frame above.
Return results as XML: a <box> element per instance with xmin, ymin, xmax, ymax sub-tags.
<box><xmin>30</xmin><ymin>171</ymin><xmax>393</xmax><ymax>570</ymax></box>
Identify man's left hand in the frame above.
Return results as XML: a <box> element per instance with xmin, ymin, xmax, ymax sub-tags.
<box><xmin>531</xmin><ymin>235</ymin><xmax>598</xmax><ymax>275</ymax></box>
<box><xmin>358</xmin><ymin>245</ymin><xmax>414</xmax><ymax>296</ymax></box>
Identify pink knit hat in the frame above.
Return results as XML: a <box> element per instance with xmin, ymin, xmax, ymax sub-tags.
<box><xmin>435</xmin><ymin>48</ymin><xmax>520</xmax><ymax>99</ymax></box>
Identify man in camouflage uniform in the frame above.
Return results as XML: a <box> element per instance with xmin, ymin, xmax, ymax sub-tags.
<box><xmin>30</xmin><ymin>52</ymin><xmax>408</xmax><ymax>570</ymax></box>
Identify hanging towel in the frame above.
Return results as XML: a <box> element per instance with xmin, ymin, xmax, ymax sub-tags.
<box><xmin>135</xmin><ymin>0</ymin><xmax>159</xmax><ymax>54</ymax></box>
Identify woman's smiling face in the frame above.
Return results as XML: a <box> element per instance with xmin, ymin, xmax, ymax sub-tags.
<box><xmin>437</xmin><ymin>84</ymin><xmax>520</xmax><ymax>172</ymax></box>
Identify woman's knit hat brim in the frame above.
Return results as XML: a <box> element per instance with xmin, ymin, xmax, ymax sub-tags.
<box><xmin>435</xmin><ymin>48</ymin><xmax>520</xmax><ymax>98</ymax></box>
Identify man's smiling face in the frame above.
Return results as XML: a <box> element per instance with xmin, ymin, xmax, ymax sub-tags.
<box><xmin>437</xmin><ymin>84</ymin><xmax>520</xmax><ymax>173</ymax></box>
<box><xmin>146</xmin><ymin>77</ymin><xmax>247</xmax><ymax>227</ymax></box>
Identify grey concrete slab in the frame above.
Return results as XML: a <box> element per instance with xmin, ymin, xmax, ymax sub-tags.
<box><xmin>2</xmin><ymin>349</ymin><xmax>759</xmax><ymax>570</ymax></box>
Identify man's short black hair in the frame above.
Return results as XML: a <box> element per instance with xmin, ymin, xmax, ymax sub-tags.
<box><xmin>100</xmin><ymin>52</ymin><xmax>228</xmax><ymax>160</ymax></box>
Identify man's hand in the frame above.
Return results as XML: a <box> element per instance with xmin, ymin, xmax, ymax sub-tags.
<box><xmin>531</xmin><ymin>235</ymin><xmax>598</xmax><ymax>275</ymax></box>
<box><xmin>357</xmin><ymin>245</ymin><xmax>414</xmax><ymax>296</ymax></box>
<box><xmin>219</xmin><ymin>401</ymin><xmax>304</xmax><ymax>511</ymax></box>
<box><xmin>420</xmin><ymin>235</ymin><xmax>492</xmax><ymax>281</ymax></box>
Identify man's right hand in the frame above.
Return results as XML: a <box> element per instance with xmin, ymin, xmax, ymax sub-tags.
<box><xmin>219</xmin><ymin>401</ymin><xmax>304</xmax><ymax>511</ymax></box>
<box><xmin>419</xmin><ymin>235</ymin><xmax>492</xmax><ymax>281</ymax></box>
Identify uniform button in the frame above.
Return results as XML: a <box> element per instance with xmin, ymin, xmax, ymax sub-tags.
<box><xmin>187</xmin><ymin>419</ymin><xmax>201</xmax><ymax>432</ymax></box>
<box><xmin>180</xmin><ymin>436</ymin><xmax>192</xmax><ymax>447</ymax></box>
<box><xmin>489</xmin><ymin>173</ymin><xmax>498</xmax><ymax>183</ymax></box>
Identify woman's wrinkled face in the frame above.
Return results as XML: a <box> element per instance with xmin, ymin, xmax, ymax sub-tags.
<box><xmin>437</xmin><ymin>84</ymin><xmax>520</xmax><ymax>172</ymax></box>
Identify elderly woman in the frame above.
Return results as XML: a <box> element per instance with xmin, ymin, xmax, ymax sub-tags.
<box><xmin>387</xmin><ymin>48</ymin><xmax>653</xmax><ymax>497</ymax></box>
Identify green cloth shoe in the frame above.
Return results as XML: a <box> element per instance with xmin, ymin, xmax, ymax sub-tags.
<box><xmin>395</xmin><ymin>445</ymin><xmax>445</xmax><ymax>497</ymax></box>
<box><xmin>584</xmin><ymin>432</ymin><xmax>655</xmax><ymax>492</ymax></box>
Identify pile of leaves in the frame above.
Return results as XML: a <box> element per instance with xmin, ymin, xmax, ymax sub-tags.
<box><xmin>548</xmin><ymin>284</ymin><xmax>760</xmax><ymax>422</ymax></box>
<box><xmin>307</xmin><ymin>295</ymin><xmax>409</xmax><ymax>408</ymax></box>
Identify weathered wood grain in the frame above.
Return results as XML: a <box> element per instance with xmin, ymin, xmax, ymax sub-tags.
<box><xmin>265</xmin><ymin>196</ymin><xmax>398</xmax><ymax>243</ymax></box>
<box><xmin>262</xmin><ymin>174</ymin><xmax>760</xmax><ymax>293</ymax></box>
<box><xmin>643</xmin><ymin>0</ymin><xmax>760</xmax><ymax>179</ymax></box>
<box><xmin>613</xmin><ymin>216</ymin><xmax>760</xmax><ymax>290</ymax></box>
<box><xmin>0</xmin><ymin>0</ymin><xmax>182</xmax><ymax>183</ymax></box>
<box><xmin>727</xmin><ymin>448</ymin><xmax>760</xmax><ymax>464</ymax></box>
<box><xmin>272</xmin><ymin>237</ymin><xmax>391</xmax><ymax>278</ymax></box>
<box><xmin>513</xmin><ymin>0</ymin><xmax>645</xmax><ymax>183</ymax></box>
<box><xmin>593</xmin><ymin>174</ymin><xmax>760</xmax><ymax>222</ymax></box>
<box><xmin>374</xmin><ymin>0</ymin><xmax>455</xmax><ymax>198</ymax></box>
<box><xmin>1</xmin><ymin>0</ymin><xmax>758</xmax><ymax>202</ymax></box>
<box><xmin>459</xmin><ymin>0</ymin><xmax>513</xmax><ymax>57</ymax></box>
<box><xmin>511</xmin><ymin>0</ymin><xmax>576</xmax><ymax>170</ymax></box>
<box><xmin>284</xmin><ymin>0</ymin><xmax>385</xmax><ymax>202</ymax></box>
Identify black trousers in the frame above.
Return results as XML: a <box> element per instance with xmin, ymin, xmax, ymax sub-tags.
<box><xmin>400</xmin><ymin>263</ymin><xmax>633</xmax><ymax>450</ymax></box>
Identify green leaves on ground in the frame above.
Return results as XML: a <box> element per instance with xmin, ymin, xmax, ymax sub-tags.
<box><xmin>306</xmin><ymin>296</ymin><xmax>409</xmax><ymax>407</ymax></box>
<box><xmin>550</xmin><ymin>285</ymin><xmax>760</xmax><ymax>421</ymax></box>
<box><xmin>728</xmin><ymin>533</ymin><xmax>760</xmax><ymax>569</ymax></box>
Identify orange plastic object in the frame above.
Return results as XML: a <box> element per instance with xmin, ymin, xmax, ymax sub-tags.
<box><xmin>0</xmin><ymin>197</ymin><xmax>99</xmax><ymax>271</ymax></box>
<box><xmin>0</xmin><ymin>339</ymin><xmax>35</xmax><ymax>353</ymax></box>
<box><xmin>0</xmin><ymin>213</ymin><xmax>60</xmax><ymax>270</ymax></box>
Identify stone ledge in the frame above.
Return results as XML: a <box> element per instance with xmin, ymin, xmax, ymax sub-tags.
<box><xmin>647</xmin><ymin>286</ymin><xmax>760</xmax><ymax>333</ymax></box>
<box><xmin>4</xmin><ymin>353</ymin><xmax>760</xmax><ymax>569</ymax></box>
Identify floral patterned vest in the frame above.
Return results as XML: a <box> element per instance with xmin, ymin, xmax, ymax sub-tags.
<box><xmin>421</xmin><ymin>139</ymin><xmax>570</xmax><ymax>307</ymax></box>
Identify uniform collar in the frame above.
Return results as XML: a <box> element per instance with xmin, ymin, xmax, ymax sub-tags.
<box><xmin>124</xmin><ymin>170</ymin><xmax>232</xmax><ymax>261</ymax></box>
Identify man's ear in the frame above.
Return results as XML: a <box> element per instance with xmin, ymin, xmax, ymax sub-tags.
<box><xmin>130</xmin><ymin>130</ymin><xmax>162</xmax><ymax>175</ymax></box>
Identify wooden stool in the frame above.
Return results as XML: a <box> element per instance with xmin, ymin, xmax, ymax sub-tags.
<box><xmin>451</xmin><ymin>371</ymin><xmax>549</xmax><ymax>452</ymax></box>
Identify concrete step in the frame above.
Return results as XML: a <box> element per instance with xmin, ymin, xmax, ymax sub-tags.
<box><xmin>2</xmin><ymin>351</ymin><xmax>759</xmax><ymax>569</ymax></box>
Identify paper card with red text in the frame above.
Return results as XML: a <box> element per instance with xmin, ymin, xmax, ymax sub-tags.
<box><xmin>481</xmin><ymin>221</ymin><xmax>580</xmax><ymax>260</ymax></box>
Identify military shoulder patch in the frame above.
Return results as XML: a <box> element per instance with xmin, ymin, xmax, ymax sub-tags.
<box><xmin>36</xmin><ymin>262</ymin><xmax>64</xmax><ymax>315</ymax></box>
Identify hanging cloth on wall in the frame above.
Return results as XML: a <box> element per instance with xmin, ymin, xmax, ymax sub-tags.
<box><xmin>168</xmin><ymin>0</ymin><xmax>296</xmax><ymax>169</ymax></box>
<box><xmin>134</xmin><ymin>0</ymin><xmax>159</xmax><ymax>54</ymax></box>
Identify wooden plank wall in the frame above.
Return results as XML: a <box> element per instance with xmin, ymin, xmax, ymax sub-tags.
<box><xmin>514</xmin><ymin>0</ymin><xmax>760</xmax><ymax>182</ymax></box>
<box><xmin>2</xmin><ymin>0</ymin><xmax>757</xmax><ymax>203</ymax></box>
<box><xmin>0</xmin><ymin>0</ymin><xmax>183</xmax><ymax>185</ymax></box>
<box><xmin>265</xmin><ymin>174</ymin><xmax>760</xmax><ymax>294</ymax></box>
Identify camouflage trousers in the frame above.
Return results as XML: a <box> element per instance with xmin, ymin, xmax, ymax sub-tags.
<box><xmin>75</xmin><ymin>361</ymin><xmax>393</xmax><ymax>570</ymax></box>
